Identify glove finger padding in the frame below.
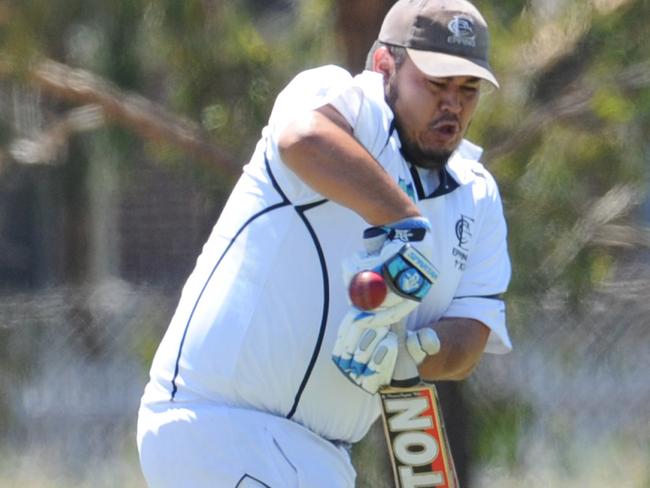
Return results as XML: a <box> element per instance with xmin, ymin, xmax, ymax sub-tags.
<box><xmin>351</xmin><ymin>327</ymin><xmax>390</xmax><ymax>375</ymax></box>
<box><xmin>350</xmin><ymin>330</ymin><xmax>398</xmax><ymax>394</ymax></box>
<box><xmin>406</xmin><ymin>327</ymin><xmax>441</xmax><ymax>365</ymax></box>
<box><xmin>331</xmin><ymin>310</ymin><xmax>396</xmax><ymax>394</ymax></box>
<box><xmin>332</xmin><ymin>309</ymin><xmax>392</xmax><ymax>369</ymax></box>
<box><xmin>331</xmin><ymin>300</ymin><xmax>419</xmax><ymax>373</ymax></box>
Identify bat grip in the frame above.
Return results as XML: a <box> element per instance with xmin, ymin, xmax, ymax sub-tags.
<box><xmin>390</xmin><ymin>320</ymin><xmax>421</xmax><ymax>387</ymax></box>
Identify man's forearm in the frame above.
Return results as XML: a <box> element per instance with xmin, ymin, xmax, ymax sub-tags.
<box><xmin>277</xmin><ymin>105</ymin><xmax>420</xmax><ymax>226</ymax></box>
<box><xmin>418</xmin><ymin>318</ymin><xmax>490</xmax><ymax>381</ymax></box>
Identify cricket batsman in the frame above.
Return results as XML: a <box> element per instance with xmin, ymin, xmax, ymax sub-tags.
<box><xmin>137</xmin><ymin>1</ymin><xmax>512</xmax><ymax>486</ymax></box>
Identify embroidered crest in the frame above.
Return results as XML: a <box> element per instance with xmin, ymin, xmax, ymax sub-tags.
<box><xmin>452</xmin><ymin>214</ymin><xmax>474</xmax><ymax>271</ymax></box>
<box><xmin>447</xmin><ymin>15</ymin><xmax>476</xmax><ymax>47</ymax></box>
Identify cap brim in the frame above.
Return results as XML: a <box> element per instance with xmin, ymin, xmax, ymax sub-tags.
<box><xmin>407</xmin><ymin>48</ymin><xmax>499</xmax><ymax>89</ymax></box>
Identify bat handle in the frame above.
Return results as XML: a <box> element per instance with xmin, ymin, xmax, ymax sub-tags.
<box><xmin>390</xmin><ymin>320</ymin><xmax>421</xmax><ymax>387</ymax></box>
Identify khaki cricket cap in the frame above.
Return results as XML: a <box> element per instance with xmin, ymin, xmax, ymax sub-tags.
<box><xmin>378</xmin><ymin>0</ymin><xmax>499</xmax><ymax>88</ymax></box>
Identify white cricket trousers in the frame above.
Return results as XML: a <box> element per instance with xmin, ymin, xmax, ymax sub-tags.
<box><xmin>137</xmin><ymin>401</ymin><xmax>356</xmax><ymax>487</ymax></box>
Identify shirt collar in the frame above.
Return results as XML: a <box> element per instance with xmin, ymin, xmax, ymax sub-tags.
<box><xmin>407</xmin><ymin>139</ymin><xmax>485</xmax><ymax>199</ymax></box>
<box><xmin>445</xmin><ymin>139</ymin><xmax>484</xmax><ymax>186</ymax></box>
<box><xmin>357</xmin><ymin>70</ymin><xmax>484</xmax><ymax>192</ymax></box>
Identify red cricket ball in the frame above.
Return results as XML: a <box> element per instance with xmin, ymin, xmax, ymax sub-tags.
<box><xmin>348</xmin><ymin>270</ymin><xmax>388</xmax><ymax>310</ymax></box>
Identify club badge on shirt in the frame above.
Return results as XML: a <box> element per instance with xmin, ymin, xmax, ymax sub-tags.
<box><xmin>452</xmin><ymin>214</ymin><xmax>474</xmax><ymax>271</ymax></box>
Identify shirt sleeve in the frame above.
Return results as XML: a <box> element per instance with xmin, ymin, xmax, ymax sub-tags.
<box><xmin>444</xmin><ymin>169</ymin><xmax>512</xmax><ymax>354</ymax></box>
<box><xmin>267</xmin><ymin>65</ymin><xmax>356</xmax><ymax>132</ymax></box>
<box><xmin>260</xmin><ymin>68</ymin><xmax>395</xmax><ymax>206</ymax></box>
<box><xmin>261</xmin><ymin>65</ymin><xmax>362</xmax><ymax>205</ymax></box>
<box><xmin>328</xmin><ymin>71</ymin><xmax>395</xmax><ymax>159</ymax></box>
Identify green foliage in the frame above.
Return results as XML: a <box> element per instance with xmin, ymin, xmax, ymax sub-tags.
<box><xmin>1</xmin><ymin>0</ymin><xmax>337</xmax><ymax>161</ymax></box>
<box><xmin>471</xmin><ymin>0</ymin><xmax>650</xmax><ymax>307</ymax></box>
<box><xmin>130</xmin><ymin>0</ymin><xmax>337</xmax><ymax>161</ymax></box>
<box><xmin>471</xmin><ymin>395</ymin><xmax>534</xmax><ymax>469</ymax></box>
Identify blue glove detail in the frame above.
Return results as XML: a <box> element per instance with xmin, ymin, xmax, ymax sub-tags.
<box><xmin>382</xmin><ymin>244</ymin><xmax>438</xmax><ymax>301</ymax></box>
<box><xmin>332</xmin><ymin>216</ymin><xmax>438</xmax><ymax>394</ymax></box>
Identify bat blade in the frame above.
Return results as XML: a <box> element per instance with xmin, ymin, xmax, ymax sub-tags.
<box><xmin>379</xmin><ymin>384</ymin><xmax>458</xmax><ymax>488</ymax></box>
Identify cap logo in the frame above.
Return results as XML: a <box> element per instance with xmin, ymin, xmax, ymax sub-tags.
<box><xmin>447</xmin><ymin>15</ymin><xmax>476</xmax><ymax>47</ymax></box>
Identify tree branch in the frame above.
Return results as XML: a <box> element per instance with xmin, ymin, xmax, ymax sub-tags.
<box><xmin>1</xmin><ymin>57</ymin><xmax>241</xmax><ymax>177</ymax></box>
<box><xmin>484</xmin><ymin>60</ymin><xmax>650</xmax><ymax>162</ymax></box>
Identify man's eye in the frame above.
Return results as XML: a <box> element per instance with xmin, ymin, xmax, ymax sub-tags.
<box><xmin>429</xmin><ymin>81</ymin><xmax>446</xmax><ymax>90</ymax></box>
<box><xmin>462</xmin><ymin>85</ymin><xmax>480</xmax><ymax>95</ymax></box>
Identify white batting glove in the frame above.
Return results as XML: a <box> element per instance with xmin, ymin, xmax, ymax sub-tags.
<box><xmin>406</xmin><ymin>328</ymin><xmax>441</xmax><ymax>365</ymax></box>
<box><xmin>332</xmin><ymin>217</ymin><xmax>439</xmax><ymax>394</ymax></box>
<box><xmin>342</xmin><ymin>217</ymin><xmax>438</xmax><ymax>304</ymax></box>
<box><xmin>332</xmin><ymin>315</ymin><xmax>399</xmax><ymax>394</ymax></box>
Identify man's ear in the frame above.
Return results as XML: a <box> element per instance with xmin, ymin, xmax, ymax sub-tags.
<box><xmin>372</xmin><ymin>46</ymin><xmax>394</xmax><ymax>82</ymax></box>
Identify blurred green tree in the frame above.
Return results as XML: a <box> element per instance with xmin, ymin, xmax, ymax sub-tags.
<box><xmin>2</xmin><ymin>0</ymin><xmax>646</xmax><ymax>297</ymax></box>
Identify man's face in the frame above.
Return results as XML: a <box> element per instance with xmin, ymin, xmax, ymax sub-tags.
<box><xmin>385</xmin><ymin>55</ymin><xmax>481</xmax><ymax>170</ymax></box>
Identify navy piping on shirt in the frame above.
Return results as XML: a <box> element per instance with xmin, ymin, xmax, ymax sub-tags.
<box><xmin>236</xmin><ymin>474</ymin><xmax>272</xmax><ymax>487</ymax></box>
<box><xmin>169</xmin><ymin>154</ymin><xmax>292</xmax><ymax>400</ymax></box>
<box><xmin>169</xmin><ymin>148</ymin><xmax>331</xmax><ymax>414</ymax></box>
<box><xmin>285</xmin><ymin>200</ymin><xmax>329</xmax><ymax>420</ymax></box>
<box><xmin>454</xmin><ymin>294</ymin><xmax>504</xmax><ymax>301</ymax></box>
<box><xmin>408</xmin><ymin>163</ymin><xmax>460</xmax><ymax>200</ymax></box>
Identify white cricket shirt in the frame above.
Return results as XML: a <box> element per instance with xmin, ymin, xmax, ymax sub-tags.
<box><xmin>142</xmin><ymin>66</ymin><xmax>512</xmax><ymax>444</ymax></box>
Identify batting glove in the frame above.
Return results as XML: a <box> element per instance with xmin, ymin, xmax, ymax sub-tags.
<box><xmin>332</xmin><ymin>217</ymin><xmax>439</xmax><ymax>394</ymax></box>
<box><xmin>332</xmin><ymin>313</ymin><xmax>399</xmax><ymax>394</ymax></box>
<box><xmin>406</xmin><ymin>327</ymin><xmax>441</xmax><ymax>365</ymax></box>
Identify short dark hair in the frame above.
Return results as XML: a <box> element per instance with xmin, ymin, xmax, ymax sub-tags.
<box><xmin>365</xmin><ymin>41</ymin><xmax>408</xmax><ymax>71</ymax></box>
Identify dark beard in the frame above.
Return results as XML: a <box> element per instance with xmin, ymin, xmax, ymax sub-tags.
<box><xmin>397</xmin><ymin>127</ymin><xmax>452</xmax><ymax>171</ymax></box>
<box><xmin>385</xmin><ymin>74</ymin><xmax>453</xmax><ymax>171</ymax></box>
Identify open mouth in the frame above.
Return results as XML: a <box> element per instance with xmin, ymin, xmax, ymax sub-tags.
<box><xmin>430</xmin><ymin>121</ymin><xmax>460</xmax><ymax>141</ymax></box>
<box><xmin>435</xmin><ymin>123</ymin><xmax>458</xmax><ymax>136</ymax></box>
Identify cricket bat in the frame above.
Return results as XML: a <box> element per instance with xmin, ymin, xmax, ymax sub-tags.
<box><xmin>379</xmin><ymin>320</ymin><xmax>458</xmax><ymax>488</ymax></box>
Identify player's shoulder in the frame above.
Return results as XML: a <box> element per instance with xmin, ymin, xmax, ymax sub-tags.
<box><xmin>268</xmin><ymin>65</ymin><xmax>353</xmax><ymax>127</ymax></box>
<box><xmin>282</xmin><ymin>65</ymin><xmax>353</xmax><ymax>98</ymax></box>
<box><xmin>344</xmin><ymin>70</ymin><xmax>395</xmax><ymax>154</ymax></box>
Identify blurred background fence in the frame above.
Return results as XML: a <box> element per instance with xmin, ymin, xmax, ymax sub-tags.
<box><xmin>1</xmin><ymin>0</ymin><xmax>649</xmax><ymax>487</ymax></box>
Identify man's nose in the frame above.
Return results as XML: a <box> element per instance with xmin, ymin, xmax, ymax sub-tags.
<box><xmin>439</xmin><ymin>88</ymin><xmax>462</xmax><ymax>114</ymax></box>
